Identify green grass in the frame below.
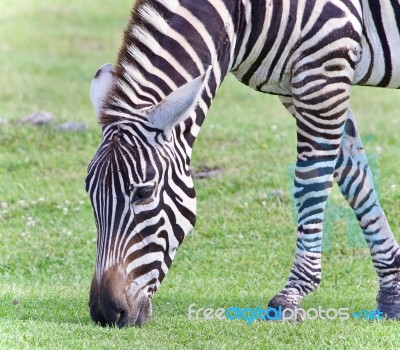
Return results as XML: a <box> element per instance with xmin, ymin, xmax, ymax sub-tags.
<box><xmin>1</xmin><ymin>0</ymin><xmax>400</xmax><ymax>349</ymax></box>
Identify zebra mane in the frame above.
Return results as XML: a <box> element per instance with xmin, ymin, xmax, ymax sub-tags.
<box><xmin>99</xmin><ymin>0</ymin><xmax>181</xmax><ymax>127</ymax></box>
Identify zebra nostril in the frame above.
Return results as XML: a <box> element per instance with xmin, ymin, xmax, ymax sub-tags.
<box><xmin>89</xmin><ymin>305</ymin><xmax>108</xmax><ymax>327</ymax></box>
<box><xmin>102</xmin><ymin>302</ymin><xmax>128</xmax><ymax>326</ymax></box>
<box><xmin>116</xmin><ymin>309</ymin><xmax>129</xmax><ymax>328</ymax></box>
<box><xmin>93</xmin><ymin>266</ymin><xmax>131</xmax><ymax>326</ymax></box>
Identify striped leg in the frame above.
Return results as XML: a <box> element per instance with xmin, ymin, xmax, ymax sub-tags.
<box><xmin>267</xmin><ymin>96</ymin><xmax>322</xmax><ymax>314</ymax></box>
<box><xmin>335</xmin><ymin>109</ymin><xmax>400</xmax><ymax>318</ymax></box>
<box><xmin>267</xmin><ymin>85</ymin><xmax>350</xmax><ymax>318</ymax></box>
<box><xmin>276</xmin><ymin>97</ymin><xmax>400</xmax><ymax>319</ymax></box>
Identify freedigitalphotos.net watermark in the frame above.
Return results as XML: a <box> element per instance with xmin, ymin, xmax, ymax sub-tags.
<box><xmin>188</xmin><ymin>304</ymin><xmax>384</xmax><ymax>324</ymax></box>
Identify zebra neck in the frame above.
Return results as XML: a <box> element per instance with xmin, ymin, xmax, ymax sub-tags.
<box><xmin>104</xmin><ymin>0</ymin><xmax>246</xmax><ymax>151</ymax></box>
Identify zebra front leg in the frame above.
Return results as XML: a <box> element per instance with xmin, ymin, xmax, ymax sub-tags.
<box><xmin>335</xmin><ymin>109</ymin><xmax>400</xmax><ymax>319</ymax></box>
<box><xmin>267</xmin><ymin>92</ymin><xmax>349</xmax><ymax>319</ymax></box>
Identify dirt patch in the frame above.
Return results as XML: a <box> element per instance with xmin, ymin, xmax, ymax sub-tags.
<box><xmin>191</xmin><ymin>166</ymin><xmax>222</xmax><ymax>179</ymax></box>
<box><xmin>20</xmin><ymin>112</ymin><xmax>55</xmax><ymax>126</ymax></box>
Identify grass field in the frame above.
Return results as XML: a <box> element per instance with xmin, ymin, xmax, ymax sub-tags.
<box><xmin>2</xmin><ymin>0</ymin><xmax>400</xmax><ymax>349</ymax></box>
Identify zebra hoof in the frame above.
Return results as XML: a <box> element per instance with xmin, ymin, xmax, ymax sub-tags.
<box><xmin>376</xmin><ymin>302</ymin><xmax>400</xmax><ymax>320</ymax></box>
<box><xmin>266</xmin><ymin>295</ymin><xmax>304</xmax><ymax>322</ymax></box>
<box><xmin>377</xmin><ymin>284</ymin><xmax>400</xmax><ymax>320</ymax></box>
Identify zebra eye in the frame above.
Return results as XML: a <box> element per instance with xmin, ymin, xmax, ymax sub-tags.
<box><xmin>131</xmin><ymin>185</ymin><xmax>155</xmax><ymax>205</ymax></box>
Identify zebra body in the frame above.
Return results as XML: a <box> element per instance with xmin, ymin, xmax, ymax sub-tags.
<box><xmin>86</xmin><ymin>0</ymin><xmax>400</xmax><ymax>326</ymax></box>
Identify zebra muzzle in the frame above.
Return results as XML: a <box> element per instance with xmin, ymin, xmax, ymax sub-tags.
<box><xmin>89</xmin><ymin>266</ymin><xmax>152</xmax><ymax>327</ymax></box>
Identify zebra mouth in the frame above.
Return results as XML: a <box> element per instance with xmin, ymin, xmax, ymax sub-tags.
<box><xmin>125</xmin><ymin>291</ymin><xmax>153</xmax><ymax>327</ymax></box>
<box><xmin>89</xmin><ymin>270</ymin><xmax>153</xmax><ymax>327</ymax></box>
<box><xmin>89</xmin><ymin>288</ymin><xmax>153</xmax><ymax>328</ymax></box>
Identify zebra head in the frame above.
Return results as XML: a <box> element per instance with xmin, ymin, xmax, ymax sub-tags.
<box><xmin>86</xmin><ymin>64</ymin><xmax>210</xmax><ymax>327</ymax></box>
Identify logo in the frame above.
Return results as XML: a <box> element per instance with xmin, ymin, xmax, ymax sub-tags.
<box><xmin>188</xmin><ymin>304</ymin><xmax>384</xmax><ymax>324</ymax></box>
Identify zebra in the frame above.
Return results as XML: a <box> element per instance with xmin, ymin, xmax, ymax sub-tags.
<box><xmin>86</xmin><ymin>0</ymin><xmax>400</xmax><ymax>327</ymax></box>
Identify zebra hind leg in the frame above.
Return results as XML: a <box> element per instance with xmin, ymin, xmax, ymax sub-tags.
<box><xmin>335</xmin><ymin>109</ymin><xmax>400</xmax><ymax>319</ymax></box>
<box><xmin>273</xmin><ymin>97</ymin><xmax>400</xmax><ymax>320</ymax></box>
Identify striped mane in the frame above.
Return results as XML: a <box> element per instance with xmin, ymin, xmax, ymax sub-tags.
<box><xmin>100</xmin><ymin>0</ymin><xmax>205</xmax><ymax>127</ymax></box>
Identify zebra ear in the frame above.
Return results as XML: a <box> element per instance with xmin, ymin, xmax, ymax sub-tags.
<box><xmin>146</xmin><ymin>67</ymin><xmax>211</xmax><ymax>139</ymax></box>
<box><xmin>90</xmin><ymin>63</ymin><xmax>115</xmax><ymax>117</ymax></box>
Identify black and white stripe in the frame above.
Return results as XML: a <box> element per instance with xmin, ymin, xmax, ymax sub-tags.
<box><xmin>86</xmin><ymin>0</ymin><xmax>400</xmax><ymax>326</ymax></box>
